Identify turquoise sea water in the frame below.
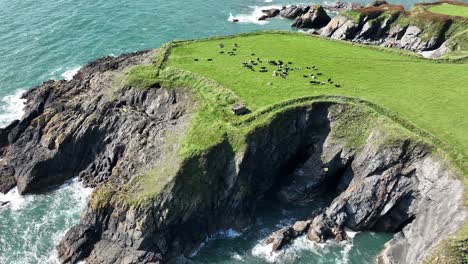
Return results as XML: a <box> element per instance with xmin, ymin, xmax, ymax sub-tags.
<box><xmin>0</xmin><ymin>0</ymin><xmax>463</xmax><ymax>263</ymax></box>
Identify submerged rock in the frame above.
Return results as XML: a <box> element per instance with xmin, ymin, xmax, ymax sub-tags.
<box><xmin>258</xmin><ymin>8</ymin><xmax>280</xmax><ymax>21</ymax></box>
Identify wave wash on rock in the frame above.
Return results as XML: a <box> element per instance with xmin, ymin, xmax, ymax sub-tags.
<box><xmin>0</xmin><ymin>47</ymin><xmax>466</xmax><ymax>264</ymax></box>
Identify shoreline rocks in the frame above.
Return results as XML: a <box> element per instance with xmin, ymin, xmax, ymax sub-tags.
<box><xmin>259</xmin><ymin>8</ymin><xmax>280</xmax><ymax>21</ymax></box>
<box><xmin>291</xmin><ymin>5</ymin><xmax>331</xmax><ymax>29</ymax></box>
<box><xmin>280</xmin><ymin>5</ymin><xmax>310</xmax><ymax>19</ymax></box>
<box><xmin>318</xmin><ymin>4</ymin><xmax>467</xmax><ymax>58</ymax></box>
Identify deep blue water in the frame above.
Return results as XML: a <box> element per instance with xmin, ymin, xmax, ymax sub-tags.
<box><xmin>0</xmin><ymin>0</ymin><xmax>462</xmax><ymax>263</ymax></box>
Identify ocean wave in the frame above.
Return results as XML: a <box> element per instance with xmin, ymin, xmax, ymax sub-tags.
<box><xmin>228</xmin><ymin>5</ymin><xmax>283</xmax><ymax>25</ymax></box>
<box><xmin>61</xmin><ymin>66</ymin><xmax>81</xmax><ymax>81</ymax></box>
<box><xmin>0</xmin><ymin>187</ymin><xmax>32</xmax><ymax>211</ymax></box>
<box><xmin>0</xmin><ymin>178</ymin><xmax>93</xmax><ymax>264</ymax></box>
<box><xmin>189</xmin><ymin>228</ymin><xmax>243</xmax><ymax>257</ymax></box>
<box><xmin>0</xmin><ymin>89</ymin><xmax>26</xmax><ymax>128</ymax></box>
<box><xmin>252</xmin><ymin>233</ymin><xmax>357</xmax><ymax>263</ymax></box>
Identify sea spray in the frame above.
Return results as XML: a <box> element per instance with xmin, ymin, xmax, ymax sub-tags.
<box><xmin>0</xmin><ymin>89</ymin><xmax>26</xmax><ymax>128</ymax></box>
<box><xmin>61</xmin><ymin>66</ymin><xmax>81</xmax><ymax>81</ymax></box>
<box><xmin>228</xmin><ymin>5</ymin><xmax>283</xmax><ymax>25</ymax></box>
<box><xmin>0</xmin><ymin>178</ymin><xmax>92</xmax><ymax>264</ymax></box>
<box><xmin>189</xmin><ymin>228</ymin><xmax>243</xmax><ymax>257</ymax></box>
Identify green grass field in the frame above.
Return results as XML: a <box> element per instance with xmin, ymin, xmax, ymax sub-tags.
<box><xmin>429</xmin><ymin>3</ymin><xmax>468</xmax><ymax>18</ymax></box>
<box><xmin>166</xmin><ymin>32</ymin><xmax>468</xmax><ymax>160</ymax></box>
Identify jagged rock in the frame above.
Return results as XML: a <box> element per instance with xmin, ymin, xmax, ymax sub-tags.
<box><xmin>318</xmin><ymin>6</ymin><xmax>463</xmax><ymax>57</ymax></box>
<box><xmin>265</xmin><ymin>226</ymin><xmax>294</xmax><ymax>251</ymax></box>
<box><xmin>280</xmin><ymin>5</ymin><xmax>310</xmax><ymax>19</ymax></box>
<box><xmin>320</xmin><ymin>15</ymin><xmax>360</xmax><ymax>39</ymax></box>
<box><xmin>306</xmin><ymin>214</ymin><xmax>348</xmax><ymax>243</ymax></box>
<box><xmin>265</xmin><ymin>220</ymin><xmax>311</xmax><ymax>251</ymax></box>
<box><xmin>292</xmin><ymin>5</ymin><xmax>331</xmax><ymax>29</ymax></box>
<box><xmin>258</xmin><ymin>8</ymin><xmax>280</xmax><ymax>21</ymax></box>
<box><xmin>0</xmin><ymin>201</ymin><xmax>9</xmax><ymax>207</ymax></box>
<box><xmin>0</xmin><ymin>50</ymin><xmax>194</xmax><ymax>195</ymax></box>
<box><xmin>0</xmin><ymin>165</ymin><xmax>15</xmax><ymax>193</ymax></box>
<box><xmin>367</xmin><ymin>0</ymin><xmax>388</xmax><ymax>7</ymax></box>
<box><xmin>324</xmin><ymin>1</ymin><xmax>363</xmax><ymax>13</ymax></box>
<box><xmin>263</xmin><ymin>128</ymin><xmax>466</xmax><ymax>263</ymax></box>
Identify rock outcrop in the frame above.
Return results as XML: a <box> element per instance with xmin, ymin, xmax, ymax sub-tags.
<box><xmin>319</xmin><ymin>4</ymin><xmax>468</xmax><ymax>58</ymax></box>
<box><xmin>259</xmin><ymin>8</ymin><xmax>280</xmax><ymax>21</ymax></box>
<box><xmin>0</xmin><ymin>50</ymin><xmax>195</xmax><ymax>195</ymax></box>
<box><xmin>263</xmin><ymin>125</ymin><xmax>466</xmax><ymax>263</ymax></box>
<box><xmin>280</xmin><ymin>5</ymin><xmax>310</xmax><ymax>19</ymax></box>
<box><xmin>292</xmin><ymin>5</ymin><xmax>331</xmax><ymax>29</ymax></box>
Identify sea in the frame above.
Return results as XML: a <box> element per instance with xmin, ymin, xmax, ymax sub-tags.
<box><xmin>0</xmin><ymin>0</ymin><xmax>461</xmax><ymax>263</ymax></box>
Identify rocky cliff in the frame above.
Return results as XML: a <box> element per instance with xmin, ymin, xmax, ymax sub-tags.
<box><xmin>0</xmin><ymin>37</ymin><xmax>466</xmax><ymax>264</ymax></box>
<box><xmin>318</xmin><ymin>2</ymin><xmax>468</xmax><ymax>58</ymax></box>
<box><xmin>52</xmin><ymin>97</ymin><xmax>468</xmax><ymax>264</ymax></box>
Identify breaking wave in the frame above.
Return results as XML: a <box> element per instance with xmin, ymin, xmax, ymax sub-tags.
<box><xmin>228</xmin><ymin>5</ymin><xmax>283</xmax><ymax>25</ymax></box>
<box><xmin>0</xmin><ymin>89</ymin><xmax>26</xmax><ymax>128</ymax></box>
<box><xmin>0</xmin><ymin>178</ymin><xmax>93</xmax><ymax>264</ymax></box>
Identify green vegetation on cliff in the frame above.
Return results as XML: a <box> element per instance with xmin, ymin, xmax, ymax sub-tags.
<box><xmin>428</xmin><ymin>2</ymin><xmax>468</xmax><ymax>18</ymax></box>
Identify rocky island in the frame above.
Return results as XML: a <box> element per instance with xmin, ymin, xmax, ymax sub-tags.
<box><xmin>1</xmin><ymin>1</ymin><xmax>467</xmax><ymax>264</ymax></box>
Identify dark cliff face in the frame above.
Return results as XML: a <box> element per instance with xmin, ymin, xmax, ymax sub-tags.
<box><xmin>55</xmin><ymin>101</ymin><xmax>464</xmax><ymax>263</ymax></box>
<box><xmin>0</xmin><ymin>50</ymin><xmax>194</xmax><ymax>195</ymax></box>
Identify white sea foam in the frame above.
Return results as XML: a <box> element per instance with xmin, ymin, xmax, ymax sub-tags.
<box><xmin>0</xmin><ymin>89</ymin><xmax>26</xmax><ymax>128</ymax></box>
<box><xmin>231</xmin><ymin>252</ymin><xmax>244</xmax><ymax>261</ymax></box>
<box><xmin>228</xmin><ymin>5</ymin><xmax>283</xmax><ymax>25</ymax></box>
<box><xmin>0</xmin><ymin>187</ymin><xmax>31</xmax><ymax>211</ymax></box>
<box><xmin>61</xmin><ymin>66</ymin><xmax>81</xmax><ymax>81</ymax></box>
<box><xmin>215</xmin><ymin>228</ymin><xmax>243</xmax><ymax>239</ymax></box>
<box><xmin>189</xmin><ymin>228</ymin><xmax>242</xmax><ymax>257</ymax></box>
<box><xmin>39</xmin><ymin>178</ymin><xmax>92</xmax><ymax>263</ymax></box>
<box><xmin>0</xmin><ymin>178</ymin><xmax>93</xmax><ymax>264</ymax></box>
<box><xmin>345</xmin><ymin>229</ymin><xmax>358</xmax><ymax>239</ymax></box>
<box><xmin>252</xmin><ymin>233</ymin><xmax>356</xmax><ymax>263</ymax></box>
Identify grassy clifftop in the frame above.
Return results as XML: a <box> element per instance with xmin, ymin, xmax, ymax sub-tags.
<box><xmin>165</xmin><ymin>32</ymin><xmax>468</xmax><ymax>160</ymax></box>
<box><xmin>425</xmin><ymin>1</ymin><xmax>468</xmax><ymax>19</ymax></box>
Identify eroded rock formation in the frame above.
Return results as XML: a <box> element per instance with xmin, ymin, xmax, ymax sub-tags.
<box><xmin>292</xmin><ymin>5</ymin><xmax>331</xmax><ymax>29</ymax></box>
<box><xmin>319</xmin><ymin>4</ymin><xmax>468</xmax><ymax>58</ymax></box>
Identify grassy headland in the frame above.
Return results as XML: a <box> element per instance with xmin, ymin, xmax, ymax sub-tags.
<box><xmin>166</xmin><ymin>32</ymin><xmax>468</xmax><ymax>160</ymax></box>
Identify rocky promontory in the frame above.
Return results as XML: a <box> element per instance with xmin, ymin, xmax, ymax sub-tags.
<box><xmin>0</xmin><ymin>46</ymin><xmax>465</xmax><ymax>263</ymax></box>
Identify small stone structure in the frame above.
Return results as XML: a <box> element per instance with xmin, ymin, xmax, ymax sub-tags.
<box><xmin>231</xmin><ymin>103</ymin><xmax>248</xmax><ymax>115</ymax></box>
